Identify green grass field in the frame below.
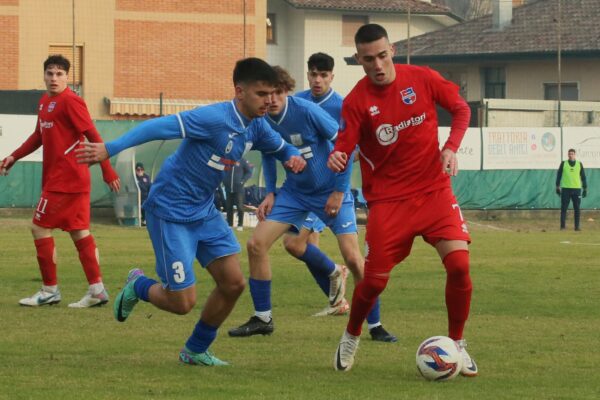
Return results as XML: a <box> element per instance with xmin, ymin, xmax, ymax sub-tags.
<box><xmin>1</xmin><ymin>213</ymin><xmax>599</xmax><ymax>400</ymax></box>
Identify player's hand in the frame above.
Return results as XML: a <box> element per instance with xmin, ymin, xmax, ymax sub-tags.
<box><xmin>0</xmin><ymin>156</ymin><xmax>15</xmax><ymax>176</ymax></box>
<box><xmin>440</xmin><ymin>149</ymin><xmax>458</xmax><ymax>176</ymax></box>
<box><xmin>556</xmin><ymin>187</ymin><xmax>561</xmax><ymax>196</ymax></box>
<box><xmin>583</xmin><ymin>189</ymin><xmax>587</xmax><ymax>198</ymax></box>
<box><xmin>284</xmin><ymin>155</ymin><xmax>306</xmax><ymax>173</ymax></box>
<box><xmin>75</xmin><ymin>142</ymin><xmax>109</xmax><ymax>164</ymax></box>
<box><xmin>325</xmin><ymin>191</ymin><xmax>344</xmax><ymax>217</ymax></box>
<box><xmin>327</xmin><ymin>151</ymin><xmax>348</xmax><ymax>172</ymax></box>
<box><xmin>106</xmin><ymin>178</ymin><xmax>121</xmax><ymax>193</ymax></box>
<box><xmin>257</xmin><ymin>193</ymin><xmax>275</xmax><ymax>221</ymax></box>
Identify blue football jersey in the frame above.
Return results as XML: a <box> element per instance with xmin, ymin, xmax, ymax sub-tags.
<box><xmin>263</xmin><ymin>96</ymin><xmax>349</xmax><ymax>195</ymax></box>
<box><xmin>105</xmin><ymin>100</ymin><xmax>298</xmax><ymax>222</ymax></box>
<box><xmin>295</xmin><ymin>88</ymin><xmax>343</xmax><ymax>122</ymax></box>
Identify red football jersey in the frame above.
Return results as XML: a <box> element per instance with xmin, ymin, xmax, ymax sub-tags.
<box><xmin>35</xmin><ymin>87</ymin><xmax>94</xmax><ymax>193</ymax></box>
<box><xmin>334</xmin><ymin>64</ymin><xmax>470</xmax><ymax>204</ymax></box>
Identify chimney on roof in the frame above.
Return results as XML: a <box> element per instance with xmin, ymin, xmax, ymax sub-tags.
<box><xmin>493</xmin><ymin>0</ymin><xmax>512</xmax><ymax>30</ymax></box>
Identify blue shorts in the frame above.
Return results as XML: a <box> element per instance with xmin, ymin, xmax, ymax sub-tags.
<box><xmin>267</xmin><ymin>187</ymin><xmax>357</xmax><ymax>235</ymax></box>
<box><xmin>145</xmin><ymin>208</ymin><xmax>241</xmax><ymax>291</ymax></box>
<box><xmin>302</xmin><ymin>213</ymin><xmax>326</xmax><ymax>233</ymax></box>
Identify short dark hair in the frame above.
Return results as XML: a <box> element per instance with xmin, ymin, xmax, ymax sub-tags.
<box><xmin>568</xmin><ymin>149</ymin><xmax>576</xmax><ymax>153</ymax></box>
<box><xmin>307</xmin><ymin>52</ymin><xmax>334</xmax><ymax>72</ymax></box>
<box><xmin>135</xmin><ymin>162</ymin><xmax>144</xmax><ymax>169</ymax></box>
<box><xmin>355</xmin><ymin>23</ymin><xmax>389</xmax><ymax>45</ymax></box>
<box><xmin>272</xmin><ymin>66</ymin><xmax>296</xmax><ymax>92</ymax></box>
<box><xmin>44</xmin><ymin>55</ymin><xmax>70</xmax><ymax>73</ymax></box>
<box><xmin>233</xmin><ymin>57</ymin><xmax>278</xmax><ymax>86</ymax></box>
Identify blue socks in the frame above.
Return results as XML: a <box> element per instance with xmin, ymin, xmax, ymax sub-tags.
<box><xmin>133</xmin><ymin>276</ymin><xmax>157</xmax><ymax>302</ymax></box>
<box><xmin>367</xmin><ymin>297</ymin><xmax>381</xmax><ymax>325</ymax></box>
<box><xmin>249</xmin><ymin>278</ymin><xmax>272</xmax><ymax>312</ymax></box>
<box><xmin>185</xmin><ymin>320</ymin><xmax>217</xmax><ymax>354</ymax></box>
<box><xmin>297</xmin><ymin>243</ymin><xmax>336</xmax><ymax>296</ymax></box>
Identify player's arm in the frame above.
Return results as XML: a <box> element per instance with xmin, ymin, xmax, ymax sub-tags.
<box><xmin>76</xmin><ymin>115</ymin><xmax>183</xmax><ymax>163</ymax></box>
<box><xmin>1</xmin><ymin>126</ymin><xmax>42</xmax><ymax>176</ymax></box>
<box><xmin>83</xmin><ymin>126</ymin><xmax>121</xmax><ymax>192</ymax></box>
<box><xmin>257</xmin><ymin>154</ymin><xmax>277</xmax><ymax>220</ymax></box>
<box><xmin>328</xmin><ymin>101</ymin><xmax>360</xmax><ymax>172</ymax></box>
<box><xmin>426</xmin><ymin>68</ymin><xmax>470</xmax><ymax>175</ymax></box>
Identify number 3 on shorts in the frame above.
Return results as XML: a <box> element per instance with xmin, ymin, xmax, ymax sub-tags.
<box><xmin>171</xmin><ymin>261</ymin><xmax>186</xmax><ymax>283</ymax></box>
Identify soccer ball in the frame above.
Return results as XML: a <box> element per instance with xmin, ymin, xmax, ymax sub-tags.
<box><xmin>416</xmin><ymin>336</ymin><xmax>463</xmax><ymax>382</ymax></box>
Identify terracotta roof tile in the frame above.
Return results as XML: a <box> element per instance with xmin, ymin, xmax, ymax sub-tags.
<box><xmin>284</xmin><ymin>0</ymin><xmax>452</xmax><ymax>14</ymax></box>
<box><xmin>392</xmin><ymin>0</ymin><xmax>600</xmax><ymax>60</ymax></box>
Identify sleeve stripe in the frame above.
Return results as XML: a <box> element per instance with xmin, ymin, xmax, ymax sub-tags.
<box><xmin>175</xmin><ymin>113</ymin><xmax>186</xmax><ymax>138</ymax></box>
<box><xmin>358</xmin><ymin>148</ymin><xmax>375</xmax><ymax>170</ymax></box>
<box><xmin>330</xmin><ymin>132</ymin><xmax>338</xmax><ymax>141</ymax></box>
<box><xmin>265</xmin><ymin>138</ymin><xmax>286</xmax><ymax>154</ymax></box>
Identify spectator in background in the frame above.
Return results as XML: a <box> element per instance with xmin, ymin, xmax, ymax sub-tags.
<box><xmin>556</xmin><ymin>149</ymin><xmax>588</xmax><ymax>231</ymax></box>
<box><xmin>135</xmin><ymin>162</ymin><xmax>152</xmax><ymax>226</ymax></box>
<box><xmin>223</xmin><ymin>157</ymin><xmax>254</xmax><ymax>231</ymax></box>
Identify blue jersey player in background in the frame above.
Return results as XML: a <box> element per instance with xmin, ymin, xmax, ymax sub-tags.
<box><xmin>76</xmin><ymin>58</ymin><xmax>306</xmax><ymax>366</ymax></box>
<box><xmin>228</xmin><ymin>66</ymin><xmax>395</xmax><ymax>342</ymax></box>
<box><xmin>285</xmin><ymin>54</ymin><xmax>397</xmax><ymax>342</ymax></box>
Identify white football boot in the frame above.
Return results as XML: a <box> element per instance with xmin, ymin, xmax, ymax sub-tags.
<box><xmin>19</xmin><ymin>288</ymin><xmax>61</xmax><ymax>306</ymax></box>
<box><xmin>328</xmin><ymin>264</ymin><xmax>348</xmax><ymax>306</ymax></box>
<box><xmin>334</xmin><ymin>330</ymin><xmax>360</xmax><ymax>371</ymax></box>
<box><xmin>68</xmin><ymin>288</ymin><xmax>109</xmax><ymax>308</ymax></box>
<box><xmin>313</xmin><ymin>298</ymin><xmax>350</xmax><ymax>317</ymax></box>
<box><xmin>456</xmin><ymin>339</ymin><xmax>478</xmax><ymax>377</ymax></box>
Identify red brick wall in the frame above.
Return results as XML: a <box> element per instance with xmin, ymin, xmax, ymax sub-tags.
<box><xmin>114</xmin><ymin>20</ymin><xmax>255</xmax><ymax>100</ymax></box>
<box><xmin>0</xmin><ymin>16</ymin><xmax>18</xmax><ymax>89</ymax></box>
<box><xmin>116</xmin><ymin>0</ymin><xmax>255</xmax><ymax>15</ymax></box>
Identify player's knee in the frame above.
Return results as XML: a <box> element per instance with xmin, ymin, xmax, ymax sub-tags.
<box><xmin>283</xmin><ymin>236</ymin><xmax>303</xmax><ymax>257</ymax></box>
<box><xmin>246</xmin><ymin>236</ymin><xmax>268</xmax><ymax>257</ymax></box>
<box><xmin>443</xmin><ymin>250</ymin><xmax>471</xmax><ymax>287</ymax></box>
<box><xmin>360</xmin><ymin>273</ymin><xmax>389</xmax><ymax>299</ymax></box>
<box><xmin>222</xmin><ymin>276</ymin><xmax>246</xmax><ymax>299</ymax></box>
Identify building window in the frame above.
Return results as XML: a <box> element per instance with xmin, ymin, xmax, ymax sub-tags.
<box><xmin>267</xmin><ymin>13</ymin><xmax>276</xmax><ymax>44</ymax></box>
<box><xmin>483</xmin><ymin>67</ymin><xmax>505</xmax><ymax>99</ymax></box>
<box><xmin>544</xmin><ymin>82</ymin><xmax>579</xmax><ymax>101</ymax></box>
<box><xmin>49</xmin><ymin>44</ymin><xmax>83</xmax><ymax>95</ymax></box>
<box><xmin>342</xmin><ymin>15</ymin><xmax>368</xmax><ymax>46</ymax></box>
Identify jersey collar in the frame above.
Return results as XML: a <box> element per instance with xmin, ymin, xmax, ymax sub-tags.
<box><xmin>267</xmin><ymin>96</ymin><xmax>289</xmax><ymax>125</ymax></box>
<box><xmin>230</xmin><ymin>99</ymin><xmax>250</xmax><ymax>129</ymax></box>
<box><xmin>312</xmin><ymin>88</ymin><xmax>334</xmax><ymax>106</ymax></box>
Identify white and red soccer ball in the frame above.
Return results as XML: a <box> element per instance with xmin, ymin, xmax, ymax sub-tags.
<box><xmin>416</xmin><ymin>336</ymin><xmax>463</xmax><ymax>382</ymax></box>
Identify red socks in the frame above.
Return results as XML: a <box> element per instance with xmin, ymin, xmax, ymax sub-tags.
<box><xmin>75</xmin><ymin>235</ymin><xmax>102</xmax><ymax>285</ymax></box>
<box><xmin>346</xmin><ymin>273</ymin><xmax>389</xmax><ymax>336</ymax></box>
<box><xmin>443</xmin><ymin>250</ymin><xmax>472</xmax><ymax>340</ymax></box>
<box><xmin>34</xmin><ymin>237</ymin><xmax>57</xmax><ymax>286</ymax></box>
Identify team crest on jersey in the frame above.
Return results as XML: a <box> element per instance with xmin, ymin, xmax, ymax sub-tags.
<box><xmin>290</xmin><ymin>134</ymin><xmax>303</xmax><ymax>146</ymax></box>
<box><xmin>400</xmin><ymin>87</ymin><xmax>416</xmax><ymax>105</ymax></box>
<box><xmin>48</xmin><ymin>102</ymin><xmax>57</xmax><ymax>112</ymax></box>
<box><xmin>225</xmin><ymin>140</ymin><xmax>234</xmax><ymax>154</ymax></box>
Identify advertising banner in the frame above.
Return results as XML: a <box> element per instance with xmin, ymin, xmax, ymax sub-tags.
<box><xmin>438</xmin><ymin>127</ymin><xmax>481</xmax><ymax>170</ymax></box>
<box><xmin>482</xmin><ymin>127</ymin><xmax>561</xmax><ymax>170</ymax></box>
<box><xmin>562</xmin><ymin>127</ymin><xmax>600</xmax><ymax>168</ymax></box>
<box><xmin>0</xmin><ymin>114</ymin><xmax>40</xmax><ymax>162</ymax></box>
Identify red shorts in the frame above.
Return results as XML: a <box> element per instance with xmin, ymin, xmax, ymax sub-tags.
<box><xmin>364</xmin><ymin>187</ymin><xmax>471</xmax><ymax>275</ymax></box>
<box><xmin>32</xmin><ymin>191</ymin><xmax>90</xmax><ymax>231</ymax></box>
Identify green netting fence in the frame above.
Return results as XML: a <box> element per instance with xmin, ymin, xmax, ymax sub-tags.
<box><xmin>0</xmin><ymin>120</ymin><xmax>598</xmax><ymax>210</ymax></box>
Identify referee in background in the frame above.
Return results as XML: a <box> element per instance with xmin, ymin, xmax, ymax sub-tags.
<box><xmin>556</xmin><ymin>149</ymin><xmax>588</xmax><ymax>231</ymax></box>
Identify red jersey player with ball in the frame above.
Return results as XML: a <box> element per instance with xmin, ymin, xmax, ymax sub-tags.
<box><xmin>328</xmin><ymin>24</ymin><xmax>477</xmax><ymax>376</ymax></box>
<box><xmin>1</xmin><ymin>55</ymin><xmax>120</xmax><ymax>308</ymax></box>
